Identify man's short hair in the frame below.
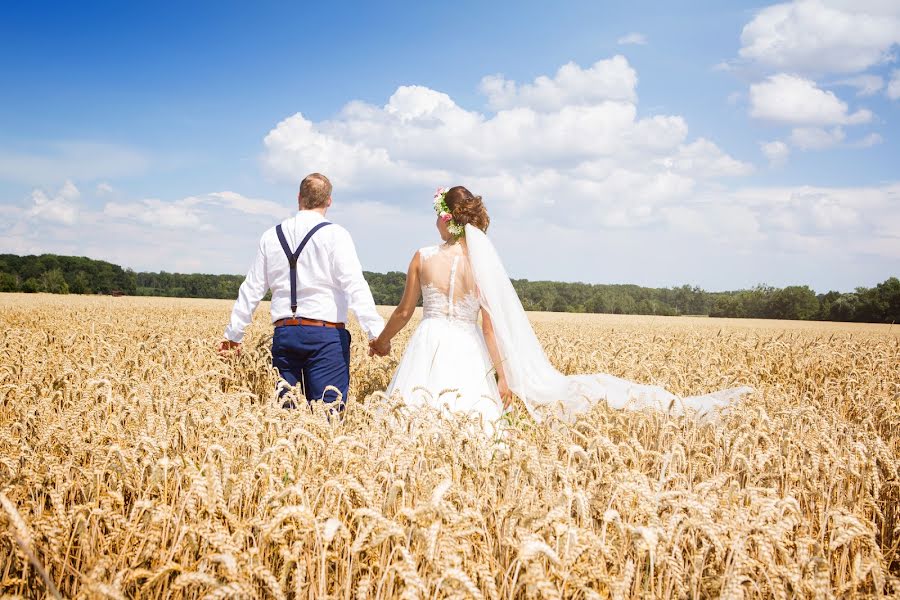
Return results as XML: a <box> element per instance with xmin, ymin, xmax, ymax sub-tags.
<box><xmin>299</xmin><ymin>173</ymin><xmax>332</xmax><ymax>209</ymax></box>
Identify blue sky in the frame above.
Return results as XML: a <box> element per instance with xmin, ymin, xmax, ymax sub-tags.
<box><xmin>1</xmin><ymin>1</ymin><xmax>898</xmax><ymax>292</ymax></box>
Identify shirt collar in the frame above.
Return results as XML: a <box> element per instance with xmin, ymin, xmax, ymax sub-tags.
<box><xmin>296</xmin><ymin>209</ymin><xmax>326</xmax><ymax>222</ymax></box>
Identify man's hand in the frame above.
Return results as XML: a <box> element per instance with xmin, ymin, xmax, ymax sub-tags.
<box><xmin>368</xmin><ymin>336</ymin><xmax>391</xmax><ymax>357</ymax></box>
<box><xmin>499</xmin><ymin>377</ymin><xmax>513</xmax><ymax>411</ymax></box>
<box><xmin>218</xmin><ymin>339</ymin><xmax>242</xmax><ymax>357</ymax></box>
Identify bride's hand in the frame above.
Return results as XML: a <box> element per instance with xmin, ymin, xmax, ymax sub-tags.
<box><xmin>369</xmin><ymin>336</ymin><xmax>391</xmax><ymax>357</ymax></box>
<box><xmin>498</xmin><ymin>377</ymin><xmax>513</xmax><ymax>410</ymax></box>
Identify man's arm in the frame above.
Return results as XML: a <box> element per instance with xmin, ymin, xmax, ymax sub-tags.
<box><xmin>223</xmin><ymin>238</ymin><xmax>269</xmax><ymax>345</ymax></box>
<box><xmin>332</xmin><ymin>228</ymin><xmax>384</xmax><ymax>340</ymax></box>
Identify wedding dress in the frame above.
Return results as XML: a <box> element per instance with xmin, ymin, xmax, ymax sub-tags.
<box><xmin>387</xmin><ymin>226</ymin><xmax>752</xmax><ymax>429</ymax></box>
<box><xmin>386</xmin><ymin>244</ymin><xmax>503</xmax><ymax>431</ymax></box>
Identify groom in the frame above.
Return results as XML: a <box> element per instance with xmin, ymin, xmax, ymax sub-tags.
<box><xmin>218</xmin><ymin>173</ymin><xmax>386</xmax><ymax>409</ymax></box>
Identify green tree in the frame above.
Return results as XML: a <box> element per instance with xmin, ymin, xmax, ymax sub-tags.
<box><xmin>21</xmin><ymin>277</ymin><xmax>42</xmax><ymax>293</ymax></box>
<box><xmin>636</xmin><ymin>299</ymin><xmax>654</xmax><ymax>315</ymax></box>
<box><xmin>41</xmin><ymin>269</ymin><xmax>69</xmax><ymax>294</ymax></box>
<box><xmin>710</xmin><ymin>294</ymin><xmax>743</xmax><ymax>318</ymax></box>
<box><xmin>70</xmin><ymin>271</ymin><xmax>91</xmax><ymax>294</ymax></box>
<box><xmin>611</xmin><ymin>294</ymin><xmax>636</xmax><ymax>315</ymax></box>
<box><xmin>828</xmin><ymin>295</ymin><xmax>857</xmax><ymax>321</ymax></box>
<box><xmin>872</xmin><ymin>277</ymin><xmax>900</xmax><ymax>323</ymax></box>
<box><xmin>768</xmin><ymin>285</ymin><xmax>818</xmax><ymax>320</ymax></box>
<box><xmin>855</xmin><ymin>277</ymin><xmax>900</xmax><ymax>323</ymax></box>
<box><xmin>672</xmin><ymin>284</ymin><xmax>695</xmax><ymax>314</ymax></box>
<box><xmin>0</xmin><ymin>273</ymin><xmax>18</xmax><ymax>292</ymax></box>
<box><xmin>817</xmin><ymin>290</ymin><xmax>842</xmax><ymax>320</ymax></box>
<box><xmin>587</xmin><ymin>291</ymin><xmax>610</xmax><ymax>313</ymax></box>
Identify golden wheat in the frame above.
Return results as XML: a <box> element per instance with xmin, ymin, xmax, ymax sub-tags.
<box><xmin>0</xmin><ymin>293</ymin><xmax>897</xmax><ymax>598</ymax></box>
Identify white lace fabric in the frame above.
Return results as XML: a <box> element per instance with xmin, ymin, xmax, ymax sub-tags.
<box><xmin>419</xmin><ymin>245</ymin><xmax>481</xmax><ymax>324</ymax></box>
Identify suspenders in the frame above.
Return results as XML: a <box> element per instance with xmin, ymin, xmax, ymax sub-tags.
<box><xmin>275</xmin><ymin>221</ymin><xmax>332</xmax><ymax>317</ymax></box>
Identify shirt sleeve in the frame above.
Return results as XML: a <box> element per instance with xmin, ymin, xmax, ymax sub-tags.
<box><xmin>332</xmin><ymin>227</ymin><xmax>385</xmax><ymax>339</ymax></box>
<box><xmin>223</xmin><ymin>237</ymin><xmax>269</xmax><ymax>343</ymax></box>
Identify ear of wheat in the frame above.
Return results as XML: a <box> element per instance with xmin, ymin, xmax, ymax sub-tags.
<box><xmin>0</xmin><ymin>294</ymin><xmax>896</xmax><ymax>598</ymax></box>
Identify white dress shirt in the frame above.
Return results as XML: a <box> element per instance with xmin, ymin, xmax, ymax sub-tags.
<box><xmin>224</xmin><ymin>210</ymin><xmax>384</xmax><ymax>343</ymax></box>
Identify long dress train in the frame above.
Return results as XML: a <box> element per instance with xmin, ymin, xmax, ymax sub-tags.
<box><xmin>463</xmin><ymin>224</ymin><xmax>752</xmax><ymax>422</ymax></box>
<box><xmin>387</xmin><ymin>228</ymin><xmax>752</xmax><ymax>431</ymax></box>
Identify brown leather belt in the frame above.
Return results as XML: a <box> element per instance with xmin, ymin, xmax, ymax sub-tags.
<box><xmin>273</xmin><ymin>317</ymin><xmax>346</xmax><ymax>329</ymax></box>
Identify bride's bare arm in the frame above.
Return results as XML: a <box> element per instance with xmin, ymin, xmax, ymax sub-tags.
<box><xmin>481</xmin><ymin>309</ymin><xmax>512</xmax><ymax>409</ymax></box>
<box><xmin>370</xmin><ymin>252</ymin><xmax>422</xmax><ymax>355</ymax></box>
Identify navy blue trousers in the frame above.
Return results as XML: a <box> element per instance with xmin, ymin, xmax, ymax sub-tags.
<box><xmin>272</xmin><ymin>324</ymin><xmax>351</xmax><ymax>409</ymax></box>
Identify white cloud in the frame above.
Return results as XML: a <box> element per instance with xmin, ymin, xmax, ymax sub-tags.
<box><xmin>713</xmin><ymin>61</ymin><xmax>734</xmax><ymax>72</ymax></box>
<box><xmin>660</xmin><ymin>203</ymin><xmax>764</xmax><ymax>242</ymax></box>
<box><xmin>479</xmin><ymin>55</ymin><xmax>638</xmax><ymax>110</ymax></box>
<box><xmin>102</xmin><ymin>191</ymin><xmax>290</xmax><ymax>230</ymax></box>
<box><xmin>688</xmin><ymin>183</ymin><xmax>900</xmax><ymax>273</ymax></box>
<box><xmin>195</xmin><ymin>191</ymin><xmax>290</xmax><ymax>220</ymax></box>
<box><xmin>749</xmin><ymin>74</ymin><xmax>872</xmax><ymax>125</ymax></box>
<box><xmin>889</xmin><ymin>69</ymin><xmax>900</xmax><ymax>99</ymax></box>
<box><xmin>736</xmin><ymin>4</ymin><xmax>894</xmax><ymax>148</ymax></box>
<box><xmin>3</xmin><ymin>56</ymin><xmax>895</xmax><ymax>292</ymax></box>
<box><xmin>852</xmin><ymin>132</ymin><xmax>884</xmax><ymax>147</ymax></box>
<box><xmin>252</xmin><ymin>56</ymin><xmax>896</xmax><ymax>289</ymax></box>
<box><xmin>4</xmin><ymin>179</ymin><xmax>898</xmax><ymax>291</ymax></box>
<box><xmin>58</xmin><ymin>180</ymin><xmax>80</xmax><ymax>202</ymax></box>
<box><xmin>739</xmin><ymin>0</ymin><xmax>900</xmax><ymax>75</ymax></box>
<box><xmin>808</xmin><ymin>194</ymin><xmax>860</xmax><ymax>229</ymax></box>
<box><xmin>657</xmin><ymin>139</ymin><xmax>755</xmax><ymax>178</ymax></box>
<box><xmin>833</xmin><ymin>74</ymin><xmax>884</xmax><ymax>96</ymax></box>
<box><xmin>96</xmin><ymin>182</ymin><xmax>115</xmax><ymax>195</ymax></box>
<box><xmin>104</xmin><ymin>198</ymin><xmax>205</xmax><ymax>229</ymax></box>
<box><xmin>855</xmin><ymin>237</ymin><xmax>900</xmax><ymax>260</ymax></box>
<box><xmin>262</xmin><ymin>56</ymin><xmax>752</xmax><ymax>234</ymax></box>
<box><xmin>1</xmin><ymin>187</ymin><xmax>299</xmax><ymax>276</ymax></box>
<box><xmin>789</xmin><ymin>126</ymin><xmax>846</xmax><ymax>149</ymax></box>
<box><xmin>328</xmin><ymin>201</ymin><xmax>436</xmax><ymax>271</ymax></box>
<box><xmin>617</xmin><ymin>32</ymin><xmax>647</xmax><ymax>45</ymax></box>
<box><xmin>730</xmin><ymin>183</ymin><xmax>893</xmax><ymax>235</ymax></box>
<box><xmin>26</xmin><ymin>180</ymin><xmax>80</xmax><ymax>225</ymax></box>
<box><xmin>785</xmin><ymin>126</ymin><xmax>881</xmax><ymax>152</ymax></box>
<box><xmin>0</xmin><ymin>142</ymin><xmax>149</xmax><ymax>185</ymax></box>
<box><xmin>262</xmin><ymin>108</ymin><xmax>448</xmax><ymax>193</ymax></box>
<box><xmin>761</xmin><ymin>140</ymin><xmax>790</xmax><ymax>166</ymax></box>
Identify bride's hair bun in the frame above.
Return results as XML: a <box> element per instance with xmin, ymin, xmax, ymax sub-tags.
<box><xmin>444</xmin><ymin>186</ymin><xmax>490</xmax><ymax>233</ymax></box>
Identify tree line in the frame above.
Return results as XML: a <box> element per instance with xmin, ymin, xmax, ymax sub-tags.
<box><xmin>0</xmin><ymin>254</ymin><xmax>137</xmax><ymax>295</ymax></box>
<box><xmin>1</xmin><ymin>253</ymin><xmax>896</xmax><ymax>323</ymax></box>
<box><xmin>708</xmin><ymin>281</ymin><xmax>900</xmax><ymax>323</ymax></box>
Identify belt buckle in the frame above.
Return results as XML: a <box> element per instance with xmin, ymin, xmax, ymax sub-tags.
<box><xmin>284</xmin><ymin>317</ymin><xmax>301</xmax><ymax>326</ymax></box>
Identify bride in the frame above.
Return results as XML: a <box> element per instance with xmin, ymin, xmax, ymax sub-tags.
<box><xmin>368</xmin><ymin>186</ymin><xmax>751</xmax><ymax>431</ymax></box>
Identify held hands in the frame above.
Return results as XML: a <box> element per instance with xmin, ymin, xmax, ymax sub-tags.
<box><xmin>368</xmin><ymin>335</ymin><xmax>391</xmax><ymax>357</ymax></box>
<box><xmin>218</xmin><ymin>339</ymin><xmax>242</xmax><ymax>358</ymax></box>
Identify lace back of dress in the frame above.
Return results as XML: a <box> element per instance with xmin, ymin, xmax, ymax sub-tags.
<box><xmin>420</xmin><ymin>246</ymin><xmax>480</xmax><ymax>322</ymax></box>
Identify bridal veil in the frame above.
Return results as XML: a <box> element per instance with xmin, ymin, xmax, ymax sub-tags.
<box><xmin>465</xmin><ymin>224</ymin><xmax>752</xmax><ymax>421</ymax></box>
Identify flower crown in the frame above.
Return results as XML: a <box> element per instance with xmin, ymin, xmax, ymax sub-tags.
<box><xmin>433</xmin><ymin>187</ymin><xmax>465</xmax><ymax>237</ymax></box>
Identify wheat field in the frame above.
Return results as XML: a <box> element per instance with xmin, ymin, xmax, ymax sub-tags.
<box><xmin>0</xmin><ymin>294</ymin><xmax>897</xmax><ymax>599</ymax></box>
